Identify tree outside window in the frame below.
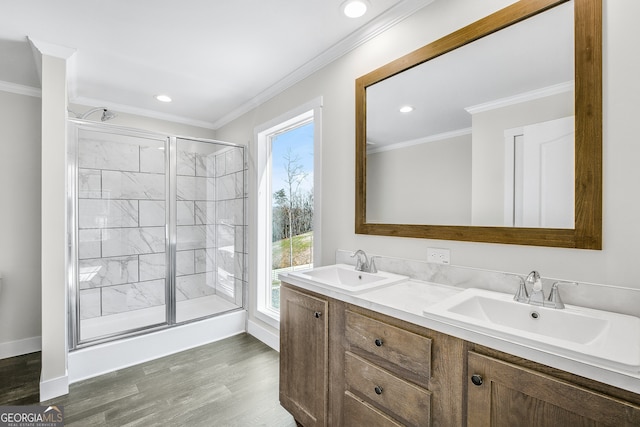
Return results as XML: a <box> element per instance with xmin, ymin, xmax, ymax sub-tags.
<box><xmin>269</xmin><ymin>122</ymin><xmax>314</xmax><ymax>310</ymax></box>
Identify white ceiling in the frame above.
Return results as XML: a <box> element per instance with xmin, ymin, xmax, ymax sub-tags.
<box><xmin>0</xmin><ymin>0</ymin><xmax>430</xmax><ymax>129</ymax></box>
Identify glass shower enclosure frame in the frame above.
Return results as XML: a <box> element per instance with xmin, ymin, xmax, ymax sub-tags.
<box><xmin>67</xmin><ymin>120</ymin><xmax>247</xmax><ymax>349</ymax></box>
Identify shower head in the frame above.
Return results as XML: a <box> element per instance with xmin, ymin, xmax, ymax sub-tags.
<box><xmin>71</xmin><ymin>107</ymin><xmax>117</xmax><ymax>122</ymax></box>
<box><xmin>100</xmin><ymin>109</ymin><xmax>117</xmax><ymax>122</ymax></box>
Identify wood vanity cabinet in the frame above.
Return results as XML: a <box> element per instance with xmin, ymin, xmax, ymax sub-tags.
<box><xmin>343</xmin><ymin>308</ymin><xmax>466</xmax><ymax>426</ymax></box>
<box><xmin>279</xmin><ymin>282</ymin><xmax>640</xmax><ymax>427</ymax></box>
<box><xmin>279</xmin><ymin>284</ymin><xmax>329</xmax><ymax>427</ymax></box>
<box><xmin>466</xmin><ymin>349</ymin><xmax>640</xmax><ymax>427</ymax></box>
<box><xmin>279</xmin><ymin>282</ymin><xmax>466</xmax><ymax>427</ymax></box>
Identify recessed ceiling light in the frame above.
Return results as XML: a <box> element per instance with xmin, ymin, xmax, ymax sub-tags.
<box><xmin>155</xmin><ymin>94</ymin><xmax>172</xmax><ymax>103</ymax></box>
<box><xmin>342</xmin><ymin>0</ymin><xmax>368</xmax><ymax>18</ymax></box>
<box><xmin>399</xmin><ymin>105</ymin><xmax>414</xmax><ymax>113</ymax></box>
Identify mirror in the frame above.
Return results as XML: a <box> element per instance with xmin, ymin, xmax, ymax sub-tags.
<box><xmin>355</xmin><ymin>0</ymin><xmax>601</xmax><ymax>249</ymax></box>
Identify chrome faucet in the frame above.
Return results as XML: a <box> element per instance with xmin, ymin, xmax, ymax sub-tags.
<box><xmin>526</xmin><ymin>270</ymin><xmax>545</xmax><ymax>306</ymax></box>
<box><xmin>514</xmin><ymin>271</ymin><xmax>576</xmax><ymax>309</ymax></box>
<box><xmin>351</xmin><ymin>249</ymin><xmax>377</xmax><ymax>273</ymax></box>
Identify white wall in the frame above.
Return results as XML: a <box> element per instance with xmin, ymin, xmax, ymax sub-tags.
<box><xmin>217</xmin><ymin>0</ymin><xmax>640</xmax><ymax>336</ymax></box>
<box><xmin>367</xmin><ymin>134</ymin><xmax>472</xmax><ymax>225</ymax></box>
<box><xmin>0</xmin><ymin>90</ymin><xmax>42</xmax><ymax>358</ymax></box>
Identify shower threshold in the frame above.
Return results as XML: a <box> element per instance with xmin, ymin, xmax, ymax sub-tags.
<box><xmin>80</xmin><ymin>295</ymin><xmax>240</xmax><ymax>341</ymax></box>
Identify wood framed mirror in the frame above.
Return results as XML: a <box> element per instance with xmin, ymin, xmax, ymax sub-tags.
<box><xmin>355</xmin><ymin>0</ymin><xmax>601</xmax><ymax>249</ymax></box>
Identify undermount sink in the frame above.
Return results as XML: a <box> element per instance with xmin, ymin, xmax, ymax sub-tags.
<box><xmin>423</xmin><ymin>288</ymin><xmax>640</xmax><ymax>373</ymax></box>
<box><xmin>286</xmin><ymin>264</ymin><xmax>408</xmax><ymax>294</ymax></box>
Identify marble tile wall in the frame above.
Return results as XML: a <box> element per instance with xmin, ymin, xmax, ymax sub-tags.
<box><xmin>77</xmin><ymin>130</ymin><xmax>247</xmax><ymax>323</ymax></box>
<box><xmin>174</xmin><ymin>141</ymin><xmax>246</xmax><ymax>308</ymax></box>
<box><xmin>77</xmin><ymin>130</ymin><xmax>168</xmax><ymax>321</ymax></box>
<box><xmin>175</xmin><ymin>139</ymin><xmax>215</xmax><ymax>305</ymax></box>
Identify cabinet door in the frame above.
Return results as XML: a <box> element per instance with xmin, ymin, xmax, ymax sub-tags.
<box><xmin>279</xmin><ymin>285</ymin><xmax>329</xmax><ymax>427</ymax></box>
<box><xmin>468</xmin><ymin>352</ymin><xmax>640</xmax><ymax>427</ymax></box>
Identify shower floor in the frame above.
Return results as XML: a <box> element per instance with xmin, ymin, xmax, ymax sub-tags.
<box><xmin>80</xmin><ymin>295</ymin><xmax>240</xmax><ymax>341</ymax></box>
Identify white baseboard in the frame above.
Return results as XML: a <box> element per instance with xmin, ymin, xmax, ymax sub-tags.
<box><xmin>40</xmin><ymin>373</ymin><xmax>69</xmax><ymax>402</ymax></box>
<box><xmin>0</xmin><ymin>336</ymin><xmax>41</xmax><ymax>359</ymax></box>
<box><xmin>247</xmin><ymin>319</ymin><xmax>279</xmax><ymax>351</ymax></box>
<box><xmin>68</xmin><ymin>310</ymin><xmax>247</xmax><ymax>384</ymax></box>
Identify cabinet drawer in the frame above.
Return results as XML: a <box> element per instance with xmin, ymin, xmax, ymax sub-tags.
<box><xmin>344</xmin><ymin>391</ymin><xmax>404</xmax><ymax>427</ymax></box>
<box><xmin>345</xmin><ymin>352</ymin><xmax>431</xmax><ymax>427</ymax></box>
<box><xmin>346</xmin><ymin>310</ymin><xmax>431</xmax><ymax>379</ymax></box>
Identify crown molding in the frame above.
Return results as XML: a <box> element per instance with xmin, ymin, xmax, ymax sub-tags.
<box><xmin>465</xmin><ymin>81</ymin><xmax>574</xmax><ymax>115</ymax></box>
<box><xmin>212</xmin><ymin>0</ymin><xmax>434</xmax><ymax>129</ymax></box>
<box><xmin>70</xmin><ymin>96</ymin><xmax>218</xmax><ymax>130</ymax></box>
<box><xmin>0</xmin><ymin>80</ymin><xmax>42</xmax><ymax>98</ymax></box>
<box><xmin>367</xmin><ymin>127</ymin><xmax>472</xmax><ymax>154</ymax></box>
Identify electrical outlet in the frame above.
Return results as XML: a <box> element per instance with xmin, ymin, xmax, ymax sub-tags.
<box><xmin>427</xmin><ymin>247</ymin><xmax>450</xmax><ymax>265</ymax></box>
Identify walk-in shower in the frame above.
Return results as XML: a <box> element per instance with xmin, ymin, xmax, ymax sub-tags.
<box><xmin>67</xmin><ymin>120</ymin><xmax>247</xmax><ymax>348</ymax></box>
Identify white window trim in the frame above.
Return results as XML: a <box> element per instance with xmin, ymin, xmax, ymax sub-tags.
<box><xmin>253</xmin><ymin>97</ymin><xmax>323</xmax><ymax>329</ymax></box>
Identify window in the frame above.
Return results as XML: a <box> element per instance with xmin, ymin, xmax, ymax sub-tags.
<box><xmin>255</xmin><ymin>99</ymin><xmax>322</xmax><ymax>327</ymax></box>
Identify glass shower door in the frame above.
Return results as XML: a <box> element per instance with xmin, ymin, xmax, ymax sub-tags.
<box><xmin>174</xmin><ymin>138</ymin><xmax>245</xmax><ymax>323</ymax></box>
<box><xmin>70</xmin><ymin>122</ymin><xmax>247</xmax><ymax>346</ymax></box>
<box><xmin>75</xmin><ymin>126</ymin><xmax>169</xmax><ymax>342</ymax></box>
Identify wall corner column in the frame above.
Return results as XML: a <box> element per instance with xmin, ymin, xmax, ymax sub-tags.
<box><xmin>29</xmin><ymin>38</ymin><xmax>76</xmax><ymax>401</ymax></box>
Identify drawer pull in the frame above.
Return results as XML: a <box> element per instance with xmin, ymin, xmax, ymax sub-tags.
<box><xmin>374</xmin><ymin>385</ymin><xmax>383</xmax><ymax>395</ymax></box>
<box><xmin>374</xmin><ymin>338</ymin><xmax>383</xmax><ymax>347</ymax></box>
<box><xmin>471</xmin><ymin>374</ymin><xmax>483</xmax><ymax>386</ymax></box>
<box><xmin>314</xmin><ymin>311</ymin><xmax>322</xmax><ymax>318</ymax></box>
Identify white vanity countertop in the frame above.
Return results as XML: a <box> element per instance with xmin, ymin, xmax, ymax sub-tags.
<box><xmin>280</xmin><ymin>273</ymin><xmax>640</xmax><ymax>395</ymax></box>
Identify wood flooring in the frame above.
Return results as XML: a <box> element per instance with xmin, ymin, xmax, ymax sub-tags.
<box><xmin>2</xmin><ymin>333</ymin><xmax>296</xmax><ymax>427</ymax></box>
<box><xmin>0</xmin><ymin>349</ymin><xmax>41</xmax><ymax>405</ymax></box>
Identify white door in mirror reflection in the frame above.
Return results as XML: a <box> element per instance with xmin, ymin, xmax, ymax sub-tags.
<box><xmin>504</xmin><ymin>116</ymin><xmax>574</xmax><ymax>228</ymax></box>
